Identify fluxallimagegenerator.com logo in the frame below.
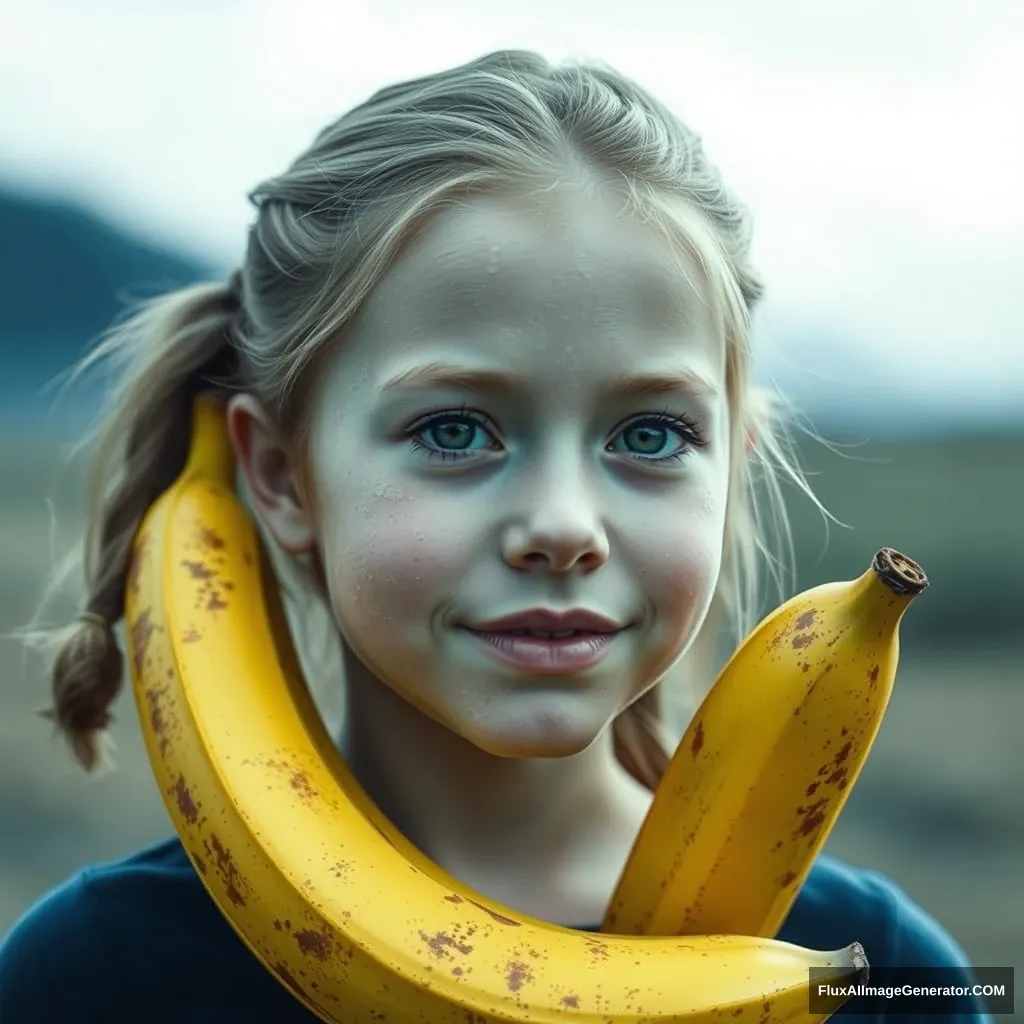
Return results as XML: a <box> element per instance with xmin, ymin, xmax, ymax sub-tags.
<box><xmin>809</xmin><ymin>966</ymin><xmax>1015</xmax><ymax>1016</ymax></box>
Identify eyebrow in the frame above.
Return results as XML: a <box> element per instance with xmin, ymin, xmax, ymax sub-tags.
<box><xmin>380</xmin><ymin>361</ymin><xmax>721</xmax><ymax>400</ymax></box>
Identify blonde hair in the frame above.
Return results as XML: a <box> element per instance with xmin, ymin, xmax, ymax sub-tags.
<box><xmin>23</xmin><ymin>50</ymin><xmax>823</xmax><ymax>784</ymax></box>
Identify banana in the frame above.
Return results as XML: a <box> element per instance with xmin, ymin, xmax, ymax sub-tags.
<box><xmin>602</xmin><ymin>545</ymin><xmax>927</xmax><ymax>940</ymax></box>
<box><xmin>124</xmin><ymin>394</ymin><xmax>866</xmax><ymax>1023</ymax></box>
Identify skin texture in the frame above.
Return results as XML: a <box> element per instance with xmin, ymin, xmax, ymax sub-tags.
<box><xmin>229</xmin><ymin>185</ymin><xmax>732</xmax><ymax>923</ymax></box>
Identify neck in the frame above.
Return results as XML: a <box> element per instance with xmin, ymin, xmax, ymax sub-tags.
<box><xmin>335</xmin><ymin>652</ymin><xmax>653</xmax><ymax>925</ymax></box>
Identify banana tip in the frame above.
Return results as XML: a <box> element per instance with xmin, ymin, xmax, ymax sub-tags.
<box><xmin>848</xmin><ymin>941</ymin><xmax>870</xmax><ymax>983</ymax></box>
<box><xmin>872</xmin><ymin>548</ymin><xmax>928</xmax><ymax>596</ymax></box>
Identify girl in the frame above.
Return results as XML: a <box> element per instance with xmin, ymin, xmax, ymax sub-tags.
<box><xmin>0</xmin><ymin>51</ymin><xmax>990</xmax><ymax>1022</ymax></box>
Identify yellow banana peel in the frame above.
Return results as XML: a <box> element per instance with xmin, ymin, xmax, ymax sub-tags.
<box><xmin>125</xmin><ymin>394</ymin><xmax>869</xmax><ymax>1023</ymax></box>
<box><xmin>603</xmin><ymin>536</ymin><xmax>926</xmax><ymax>938</ymax></box>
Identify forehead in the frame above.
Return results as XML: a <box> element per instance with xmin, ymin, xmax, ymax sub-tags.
<box><xmin>363</xmin><ymin>188</ymin><xmax>714</xmax><ymax>340</ymax></box>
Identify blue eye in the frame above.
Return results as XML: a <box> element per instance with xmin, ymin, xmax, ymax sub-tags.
<box><xmin>606</xmin><ymin>414</ymin><xmax>705</xmax><ymax>463</ymax></box>
<box><xmin>408</xmin><ymin>411</ymin><xmax>502</xmax><ymax>461</ymax></box>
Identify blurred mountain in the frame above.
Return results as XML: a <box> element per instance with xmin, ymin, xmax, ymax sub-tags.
<box><xmin>0</xmin><ymin>190</ymin><xmax>217</xmax><ymax>340</ymax></box>
<box><xmin>0</xmin><ymin>188</ymin><xmax>218</xmax><ymax>422</ymax></box>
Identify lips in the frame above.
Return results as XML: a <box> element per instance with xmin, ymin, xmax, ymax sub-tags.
<box><xmin>460</xmin><ymin>609</ymin><xmax>626</xmax><ymax>674</ymax></box>
<box><xmin>463</xmin><ymin>608</ymin><xmax>625</xmax><ymax>636</ymax></box>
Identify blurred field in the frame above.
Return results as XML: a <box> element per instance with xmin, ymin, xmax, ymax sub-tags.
<box><xmin>1</xmin><ymin>430</ymin><xmax>1022</xmax><ymax>1016</ymax></box>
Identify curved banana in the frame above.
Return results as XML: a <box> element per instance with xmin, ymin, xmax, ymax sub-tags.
<box><xmin>602</xmin><ymin>545</ymin><xmax>927</xmax><ymax>939</ymax></box>
<box><xmin>124</xmin><ymin>394</ymin><xmax>866</xmax><ymax>1023</ymax></box>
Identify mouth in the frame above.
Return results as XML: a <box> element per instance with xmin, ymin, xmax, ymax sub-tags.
<box><xmin>485</xmin><ymin>627</ymin><xmax>607</xmax><ymax>639</ymax></box>
<box><xmin>459</xmin><ymin>609</ymin><xmax>628</xmax><ymax>674</ymax></box>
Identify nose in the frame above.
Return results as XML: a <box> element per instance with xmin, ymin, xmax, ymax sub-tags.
<box><xmin>501</xmin><ymin>453</ymin><xmax>610</xmax><ymax>574</ymax></box>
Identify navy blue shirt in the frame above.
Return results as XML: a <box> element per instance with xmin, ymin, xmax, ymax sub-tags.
<box><xmin>0</xmin><ymin>836</ymin><xmax>992</xmax><ymax>1022</ymax></box>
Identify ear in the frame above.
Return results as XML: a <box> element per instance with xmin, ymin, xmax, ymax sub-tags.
<box><xmin>226</xmin><ymin>393</ymin><xmax>316</xmax><ymax>554</ymax></box>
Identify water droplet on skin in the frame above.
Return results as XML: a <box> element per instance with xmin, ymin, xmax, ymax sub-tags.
<box><xmin>373</xmin><ymin>482</ymin><xmax>403</xmax><ymax>503</ymax></box>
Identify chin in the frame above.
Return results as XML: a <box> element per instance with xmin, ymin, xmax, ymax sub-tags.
<box><xmin>459</xmin><ymin>701</ymin><xmax>608</xmax><ymax>760</ymax></box>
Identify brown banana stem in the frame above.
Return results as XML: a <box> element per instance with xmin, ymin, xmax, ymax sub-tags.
<box><xmin>871</xmin><ymin>548</ymin><xmax>929</xmax><ymax>596</ymax></box>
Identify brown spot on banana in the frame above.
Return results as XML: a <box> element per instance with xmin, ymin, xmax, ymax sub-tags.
<box><xmin>294</xmin><ymin>926</ymin><xmax>335</xmax><ymax>962</ymax></box>
<box><xmin>290</xmin><ymin>770</ymin><xmax>317</xmax><ymax>801</ymax></box>
<box><xmin>171</xmin><ymin>775</ymin><xmax>199</xmax><ymax>824</ymax></box>
<box><xmin>144</xmin><ymin>685</ymin><xmax>166</xmax><ymax>736</ymax></box>
<box><xmin>691</xmin><ymin>718</ymin><xmax>705</xmax><ymax>757</ymax></box>
<box><xmin>419</xmin><ymin>930</ymin><xmax>475</xmax><ymax>959</ymax></box>
<box><xmin>561</xmin><ymin>994</ymin><xmax>580</xmax><ymax>1008</ymax></box>
<box><xmin>181</xmin><ymin>559</ymin><xmax>214</xmax><ymax>580</ymax></box>
<box><xmin>205</xmin><ymin>834</ymin><xmax>247</xmax><ymax>907</ymax></box>
<box><xmin>794</xmin><ymin>797</ymin><xmax>830</xmax><ymax>838</ymax></box>
<box><xmin>505</xmin><ymin>960</ymin><xmax>532</xmax><ymax>992</ymax></box>
<box><xmin>197</xmin><ymin>526</ymin><xmax>226</xmax><ymax>550</ymax></box>
<box><xmin>131</xmin><ymin>610</ymin><xmax>158</xmax><ymax>676</ymax></box>
<box><xmin>795</xmin><ymin>610</ymin><xmax>817</xmax><ymax>629</ymax></box>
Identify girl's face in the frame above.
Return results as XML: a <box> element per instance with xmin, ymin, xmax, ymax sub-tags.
<box><xmin>264</xmin><ymin>187</ymin><xmax>731</xmax><ymax>758</ymax></box>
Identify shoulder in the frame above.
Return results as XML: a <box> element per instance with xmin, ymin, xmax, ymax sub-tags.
<box><xmin>0</xmin><ymin>867</ymin><xmax>106</xmax><ymax>1022</ymax></box>
<box><xmin>0</xmin><ymin>836</ymin><xmax>301</xmax><ymax>1023</ymax></box>
<box><xmin>0</xmin><ymin>838</ymin><xmax>192</xmax><ymax>1021</ymax></box>
<box><xmin>780</xmin><ymin>855</ymin><xmax>992</xmax><ymax>1021</ymax></box>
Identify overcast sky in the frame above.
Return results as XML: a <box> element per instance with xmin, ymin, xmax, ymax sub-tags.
<box><xmin>1</xmin><ymin>0</ymin><xmax>1022</xmax><ymax>415</ymax></box>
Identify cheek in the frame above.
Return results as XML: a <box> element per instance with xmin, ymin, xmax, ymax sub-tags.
<box><xmin>316</xmin><ymin>475</ymin><xmax>471</xmax><ymax>630</ymax></box>
<box><xmin>630</xmin><ymin>483</ymin><xmax>727</xmax><ymax>623</ymax></box>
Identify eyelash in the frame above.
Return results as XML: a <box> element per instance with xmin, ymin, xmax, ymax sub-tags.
<box><xmin>406</xmin><ymin>405</ymin><xmax>498</xmax><ymax>463</ymax></box>
<box><xmin>611</xmin><ymin>410</ymin><xmax>708</xmax><ymax>463</ymax></box>
<box><xmin>404</xmin><ymin>406</ymin><xmax>708</xmax><ymax>464</ymax></box>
